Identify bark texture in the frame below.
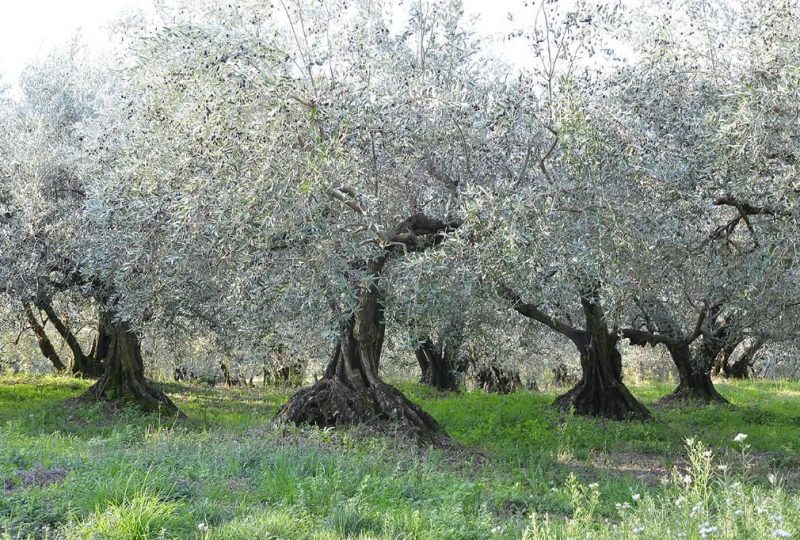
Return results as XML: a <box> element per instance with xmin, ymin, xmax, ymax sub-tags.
<box><xmin>554</xmin><ymin>296</ymin><xmax>652</xmax><ymax>420</ymax></box>
<box><xmin>719</xmin><ymin>338</ymin><xmax>764</xmax><ymax>379</ymax></box>
<box><xmin>23</xmin><ymin>303</ymin><xmax>66</xmax><ymax>372</ymax></box>
<box><xmin>277</xmin><ymin>275</ymin><xmax>444</xmax><ymax>441</ymax></box>
<box><xmin>415</xmin><ymin>337</ymin><xmax>459</xmax><ymax>391</ymax></box>
<box><xmin>36</xmin><ymin>300</ymin><xmax>104</xmax><ymax>378</ymax></box>
<box><xmin>472</xmin><ymin>363</ymin><xmax>521</xmax><ymax>393</ymax></box>
<box><xmin>83</xmin><ymin>309</ymin><xmax>180</xmax><ymax>415</ymax></box>
<box><xmin>622</xmin><ymin>298</ymin><xmax>727</xmax><ymax>404</ymax></box>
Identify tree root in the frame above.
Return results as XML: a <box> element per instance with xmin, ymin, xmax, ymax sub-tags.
<box><xmin>276</xmin><ymin>379</ymin><xmax>447</xmax><ymax>445</ymax></box>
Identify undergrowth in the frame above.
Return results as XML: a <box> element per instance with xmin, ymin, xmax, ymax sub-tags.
<box><xmin>0</xmin><ymin>374</ymin><xmax>798</xmax><ymax>538</ymax></box>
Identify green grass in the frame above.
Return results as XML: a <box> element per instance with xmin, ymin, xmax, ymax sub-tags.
<box><xmin>0</xmin><ymin>375</ymin><xmax>798</xmax><ymax>539</ymax></box>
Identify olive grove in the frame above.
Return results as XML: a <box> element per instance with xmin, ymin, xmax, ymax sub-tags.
<box><xmin>0</xmin><ymin>0</ymin><xmax>798</xmax><ymax>437</ymax></box>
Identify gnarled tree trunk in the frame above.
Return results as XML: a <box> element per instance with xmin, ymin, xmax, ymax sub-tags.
<box><xmin>83</xmin><ymin>309</ymin><xmax>180</xmax><ymax>415</ymax></box>
<box><xmin>623</xmin><ymin>298</ymin><xmax>727</xmax><ymax>404</ymax></box>
<box><xmin>23</xmin><ymin>302</ymin><xmax>66</xmax><ymax>372</ymax></box>
<box><xmin>726</xmin><ymin>338</ymin><xmax>764</xmax><ymax>379</ymax></box>
<box><xmin>277</xmin><ymin>262</ymin><xmax>445</xmax><ymax>442</ymax></box>
<box><xmin>555</xmin><ymin>296</ymin><xmax>651</xmax><ymax>420</ymax></box>
<box><xmin>472</xmin><ymin>363</ymin><xmax>521</xmax><ymax>394</ymax></box>
<box><xmin>36</xmin><ymin>300</ymin><xmax>104</xmax><ymax>379</ymax></box>
<box><xmin>502</xmin><ymin>284</ymin><xmax>650</xmax><ymax>420</ymax></box>
<box><xmin>415</xmin><ymin>337</ymin><xmax>459</xmax><ymax>391</ymax></box>
<box><xmin>662</xmin><ymin>341</ymin><xmax>727</xmax><ymax>403</ymax></box>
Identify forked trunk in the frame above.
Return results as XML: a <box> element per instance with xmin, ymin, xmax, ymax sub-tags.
<box><xmin>661</xmin><ymin>341</ymin><xmax>727</xmax><ymax>404</ymax></box>
<box><xmin>415</xmin><ymin>337</ymin><xmax>458</xmax><ymax>391</ymax></box>
<box><xmin>36</xmin><ymin>300</ymin><xmax>104</xmax><ymax>379</ymax></box>
<box><xmin>83</xmin><ymin>309</ymin><xmax>180</xmax><ymax>415</ymax></box>
<box><xmin>726</xmin><ymin>338</ymin><xmax>764</xmax><ymax>379</ymax></box>
<box><xmin>555</xmin><ymin>296</ymin><xmax>651</xmax><ymax>420</ymax></box>
<box><xmin>277</xmin><ymin>271</ymin><xmax>445</xmax><ymax>443</ymax></box>
<box><xmin>23</xmin><ymin>303</ymin><xmax>66</xmax><ymax>372</ymax></box>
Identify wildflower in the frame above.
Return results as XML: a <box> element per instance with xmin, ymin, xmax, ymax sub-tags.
<box><xmin>691</xmin><ymin>503</ymin><xmax>703</xmax><ymax>517</ymax></box>
<box><xmin>633</xmin><ymin>526</ymin><xmax>645</xmax><ymax>534</ymax></box>
<box><xmin>717</xmin><ymin>465</ymin><xmax>728</xmax><ymax>472</ymax></box>
<box><xmin>631</xmin><ymin>493</ymin><xmax>641</xmax><ymax>502</ymax></box>
<box><xmin>699</xmin><ymin>522</ymin><xmax>718</xmax><ymax>537</ymax></box>
<box><xmin>734</xmin><ymin>509</ymin><xmax>744</xmax><ymax>517</ymax></box>
<box><xmin>675</xmin><ymin>496</ymin><xmax>686</xmax><ymax>508</ymax></box>
<box><xmin>768</xmin><ymin>473</ymin><xmax>778</xmax><ymax>485</ymax></box>
<box><xmin>198</xmin><ymin>522</ymin><xmax>209</xmax><ymax>532</ymax></box>
<box><xmin>682</xmin><ymin>474</ymin><xmax>693</xmax><ymax>485</ymax></box>
<box><xmin>773</xmin><ymin>530</ymin><xmax>792</xmax><ymax>538</ymax></box>
<box><xmin>588</xmin><ymin>482</ymin><xmax>599</xmax><ymax>490</ymax></box>
<box><xmin>733</xmin><ymin>433</ymin><xmax>748</xmax><ymax>443</ymax></box>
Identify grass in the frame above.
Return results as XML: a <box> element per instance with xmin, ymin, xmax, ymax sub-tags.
<box><xmin>0</xmin><ymin>374</ymin><xmax>798</xmax><ymax>539</ymax></box>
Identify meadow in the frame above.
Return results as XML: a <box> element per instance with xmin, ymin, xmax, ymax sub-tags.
<box><xmin>1</xmin><ymin>375</ymin><xmax>798</xmax><ymax>539</ymax></box>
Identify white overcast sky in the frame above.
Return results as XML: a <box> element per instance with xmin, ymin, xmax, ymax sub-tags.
<box><xmin>0</xmin><ymin>0</ymin><xmax>536</xmax><ymax>87</ymax></box>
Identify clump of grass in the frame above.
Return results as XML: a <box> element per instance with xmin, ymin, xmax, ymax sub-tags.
<box><xmin>67</xmin><ymin>488</ymin><xmax>190</xmax><ymax>539</ymax></box>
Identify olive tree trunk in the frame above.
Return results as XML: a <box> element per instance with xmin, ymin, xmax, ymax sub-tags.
<box><xmin>502</xmin><ymin>285</ymin><xmax>650</xmax><ymax>420</ymax></box>
<box><xmin>36</xmin><ymin>300</ymin><xmax>104</xmax><ymax>379</ymax></box>
<box><xmin>555</xmin><ymin>296</ymin><xmax>651</xmax><ymax>420</ymax></box>
<box><xmin>277</xmin><ymin>262</ymin><xmax>444</xmax><ymax>442</ymax></box>
<box><xmin>725</xmin><ymin>338</ymin><xmax>764</xmax><ymax>379</ymax></box>
<box><xmin>83</xmin><ymin>309</ymin><xmax>180</xmax><ymax>415</ymax></box>
<box><xmin>662</xmin><ymin>341</ymin><xmax>727</xmax><ymax>403</ymax></box>
<box><xmin>22</xmin><ymin>302</ymin><xmax>66</xmax><ymax>372</ymax></box>
<box><xmin>415</xmin><ymin>337</ymin><xmax>459</xmax><ymax>391</ymax></box>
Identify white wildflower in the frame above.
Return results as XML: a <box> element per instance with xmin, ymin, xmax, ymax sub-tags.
<box><xmin>675</xmin><ymin>496</ymin><xmax>687</xmax><ymax>508</ymax></box>
<box><xmin>632</xmin><ymin>493</ymin><xmax>641</xmax><ymax>502</ymax></box>
<box><xmin>633</xmin><ymin>525</ymin><xmax>645</xmax><ymax>534</ymax></box>
<box><xmin>768</xmin><ymin>473</ymin><xmax>778</xmax><ymax>485</ymax></box>
<box><xmin>717</xmin><ymin>465</ymin><xmax>728</xmax><ymax>472</ymax></box>
<box><xmin>773</xmin><ymin>530</ymin><xmax>792</xmax><ymax>538</ymax></box>
<box><xmin>683</xmin><ymin>474</ymin><xmax>693</xmax><ymax>485</ymax></box>
<box><xmin>699</xmin><ymin>522</ymin><xmax>718</xmax><ymax>537</ymax></box>
<box><xmin>588</xmin><ymin>482</ymin><xmax>599</xmax><ymax>490</ymax></box>
<box><xmin>734</xmin><ymin>509</ymin><xmax>744</xmax><ymax>517</ymax></box>
<box><xmin>733</xmin><ymin>433</ymin><xmax>748</xmax><ymax>443</ymax></box>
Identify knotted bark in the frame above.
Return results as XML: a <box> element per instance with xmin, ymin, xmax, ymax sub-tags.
<box><xmin>415</xmin><ymin>337</ymin><xmax>459</xmax><ymax>391</ymax></box>
<box><xmin>83</xmin><ymin>309</ymin><xmax>180</xmax><ymax>416</ymax></box>
<box><xmin>36</xmin><ymin>300</ymin><xmax>104</xmax><ymax>379</ymax></box>
<box><xmin>22</xmin><ymin>303</ymin><xmax>66</xmax><ymax>372</ymax></box>
<box><xmin>555</xmin><ymin>296</ymin><xmax>651</xmax><ymax>420</ymax></box>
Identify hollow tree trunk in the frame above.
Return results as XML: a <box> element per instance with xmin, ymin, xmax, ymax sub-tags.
<box><xmin>23</xmin><ymin>303</ymin><xmax>66</xmax><ymax>372</ymax></box>
<box><xmin>726</xmin><ymin>338</ymin><xmax>764</xmax><ymax>379</ymax></box>
<box><xmin>83</xmin><ymin>309</ymin><xmax>180</xmax><ymax>415</ymax></box>
<box><xmin>662</xmin><ymin>341</ymin><xmax>728</xmax><ymax>403</ymax></box>
<box><xmin>555</xmin><ymin>295</ymin><xmax>651</xmax><ymax>420</ymax></box>
<box><xmin>277</xmin><ymin>268</ymin><xmax>445</xmax><ymax>442</ymax></box>
<box><xmin>415</xmin><ymin>337</ymin><xmax>458</xmax><ymax>391</ymax></box>
<box><xmin>36</xmin><ymin>300</ymin><xmax>104</xmax><ymax>379</ymax></box>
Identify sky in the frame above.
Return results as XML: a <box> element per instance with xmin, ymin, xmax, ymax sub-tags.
<box><xmin>0</xmin><ymin>0</ymin><xmax>534</xmax><ymax>88</ymax></box>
